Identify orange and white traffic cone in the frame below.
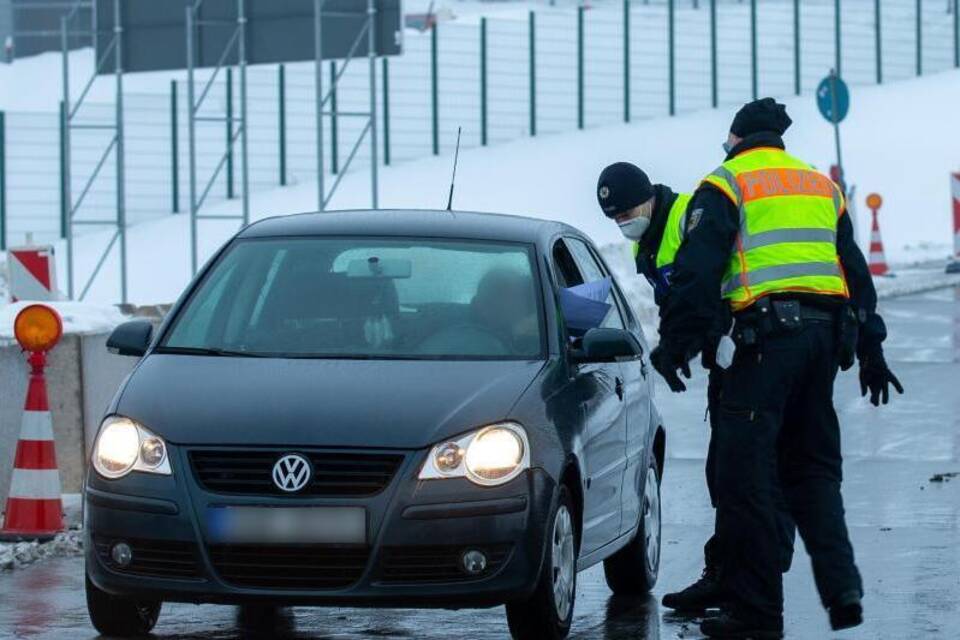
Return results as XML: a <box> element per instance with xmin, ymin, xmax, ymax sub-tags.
<box><xmin>868</xmin><ymin>204</ymin><xmax>890</xmax><ymax>277</ymax></box>
<box><xmin>0</xmin><ymin>351</ymin><xmax>64</xmax><ymax>541</ymax></box>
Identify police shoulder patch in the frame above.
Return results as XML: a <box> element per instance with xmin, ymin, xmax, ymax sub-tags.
<box><xmin>686</xmin><ymin>208</ymin><xmax>704</xmax><ymax>232</ymax></box>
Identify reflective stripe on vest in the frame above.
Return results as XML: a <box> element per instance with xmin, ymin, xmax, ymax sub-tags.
<box><xmin>701</xmin><ymin>147</ymin><xmax>849</xmax><ymax>311</ymax></box>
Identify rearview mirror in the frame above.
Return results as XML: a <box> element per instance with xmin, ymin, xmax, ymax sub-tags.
<box><xmin>106</xmin><ymin>320</ymin><xmax>153</xmax><ymax>357</ymax></box>
<box><xmin>570</xmin><ymin>328</ymin><xmax>642</xmax><ymax>364</ymax></box>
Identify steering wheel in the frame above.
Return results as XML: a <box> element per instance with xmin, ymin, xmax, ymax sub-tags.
<box><xmin>416</xmin><ymin>323</ymin><xmax>509</xmax><ymax>356</ymax></box>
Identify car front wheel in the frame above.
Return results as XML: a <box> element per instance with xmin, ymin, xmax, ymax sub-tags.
<box><xmin>505</xmin><ymin>484</ymin><xmax>578</xmax><ymax>640</ymax></box>
<box><xmin>602</xmin><ymin>456</ymin><xmax>661</xmax><ymax>594</ymax></box>
<box><xmin>85</xmin><ymin>573</ymin><xmax>161</xmax><ymax>637</ymax></box>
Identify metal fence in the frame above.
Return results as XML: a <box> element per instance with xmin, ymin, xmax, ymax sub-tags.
<box><xmin>1</xmin><ymin>0</ymin><xmax>958</xmax><ymax>252</ymax></box>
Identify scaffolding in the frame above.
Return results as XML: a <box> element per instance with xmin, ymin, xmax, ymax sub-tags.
<box><xmin>60</xmin><ymin>0</ymin><xmax>125</xmax><ymax>301</ymax></box>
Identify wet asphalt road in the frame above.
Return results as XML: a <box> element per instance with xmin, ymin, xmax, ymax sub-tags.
<box><xmin>1</xmin><ymin>288</ymin><xmax>958</xmax><ymax>639</ymax></box>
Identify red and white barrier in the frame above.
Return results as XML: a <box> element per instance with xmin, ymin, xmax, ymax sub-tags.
<box><xmin>866</xmin><ymin>194</ymin><xmax>890</xmax><ymax>277</ymax></box>
<box><xmin>0</xmin><ymin>353</ymin><xmax>64</xmax><ymax>541</ymax></box>
<box><xmin>948</xmin><ymin>173</ymin><xmax>960</xmax><ymax>274</ymax></box>
<box><xmin>6</xmin><ymin>246</ymin><xmax>58</xmax><ymax>302</ymax></box>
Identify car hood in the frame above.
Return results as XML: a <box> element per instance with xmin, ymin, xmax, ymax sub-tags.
<box><xmin>115</xmin><ymin>355</ymin><xmax>546</xmax><ymax>449</ymax></box>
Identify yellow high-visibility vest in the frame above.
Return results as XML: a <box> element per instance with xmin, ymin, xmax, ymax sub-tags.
<box><xmin>631</xmin><ymin>193</ymin><xmax>693</xmax><ymax>270</ymax></box>
<box><xmin>701</xmin><ymin>147</ymin><xmax>850</xmax><ymax>311</ymax></box>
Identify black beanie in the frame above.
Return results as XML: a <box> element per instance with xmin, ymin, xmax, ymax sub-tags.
<box><xmin>597</xmin><ymin>162</ymin><xmax>655</xmax><ymax>217</ymax></box>
<box><xmin>730</xmin><ymin>98</ymin><xmax>792</xmax><ymax>138</ymax></box>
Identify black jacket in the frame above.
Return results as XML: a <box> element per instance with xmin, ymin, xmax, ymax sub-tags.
<box><xmin>634</xmin><ymin>184</ymin><xmax>681</xmax><ymax>306</ymax></box>
<box><xmin>658</xmin><ymin>132</ymin><xmax>887</xmax><ymax>360</ymax></box>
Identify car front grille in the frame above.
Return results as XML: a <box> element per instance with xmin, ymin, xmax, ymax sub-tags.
<box><xmin>208</xmin><ymin>544</ymin><xmax>370</xmax><ymax>589</ymax></box>
<box><xmin>189</xmin><ymin>449</ymin><xmax>404</xmax><ymax>497</ymax></box>
<box><xmin>93</xmin><ymin>537</ymin><xmax>201</xmax><ymax>580</ymax></box>
<box><xmin>377</xmin><ymin>544</ymin><xmax>513</xmax><ymax>584</ymax></box>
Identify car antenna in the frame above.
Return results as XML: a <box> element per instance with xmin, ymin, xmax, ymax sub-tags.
<box><xmin>445</xmin><ymin>126</ymin><xmax>462</xmax><ymax>212</ymax></box>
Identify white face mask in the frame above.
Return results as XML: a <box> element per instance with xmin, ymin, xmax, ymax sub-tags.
<box><xmin>618</xmin><ymin>216</ymin><xmax>651</xmax><ymax>241</ymax></box>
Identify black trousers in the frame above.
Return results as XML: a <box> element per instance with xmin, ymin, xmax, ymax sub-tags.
<box><xmin>702</xmin><ymin>369</ymin><xmax>796</xmax><ymax>574</ymax></box>
<box><xmin>713</xmin><ymin>321</ymin><xmax>862</xmax><ymax>622</ymax></box>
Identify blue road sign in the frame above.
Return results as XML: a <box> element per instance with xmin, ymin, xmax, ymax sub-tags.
<box><xmin>817</xmin><ymin>74</ymin><xmax>850</xmax><ymax>123</ymax></box>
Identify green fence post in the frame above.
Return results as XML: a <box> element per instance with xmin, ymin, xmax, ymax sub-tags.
<box><xmin>954</xmin><ymin>0</ymin><xmax>959</xmax><ymax>68</ymax></box>
<box><xmin>382</xmin><ymin>57</ymin><xmax>391</xmax><ymax>165</ymax></box>
<box><xmin>530</xmin><ymin>12</ymin><xmax>537</xmax><ymax>136</ymax></box>
<box><xmin>623</xmin><ymin>0</ymin><xmax>630</xmax><ymax>122</ymax></box>
<box><xmin>794</xmin><ymin>0</ymin><xmax>801</xmax><ymax>95</ymax></box>
<box><xmin>750</xmin><ymin>0</ymin><xmax>758</xmax><ymax>100</ymax></box>
<box><xmin>170</xmin><ymin>81</ymin><xmax>179</xmax><ymax>213</ymax></box>
<box><xmin>279</xmin><ymin>64</ymin><xmax>287</xmax><ymax>185</ymax></box>
<box><xmin>834</xmin><ymin>0</ymin><xmax>842</xmax><ymax>77</ymax></box>
<box><xmin>226</xmin><ymin>67</ymin><xmax>234</xmax><ymax>199</ymax></box>
<box><xmin>431</xmin><ymin>24</ymin><xmax>439</xmax><ymax>155</ymax></box>
<box><xmin>330</xmin><ymin>60</ymin><xmax>339</xmax><ymax>174</ymax></box>
<box><xmin>0</xmin><ymin>111</ymin><xmax>5</xmax><ymax>251</ymax></box>
<box><xmin>916</xmin><ymin>0</ymin><xmax>922</xmax><ymax>76</ymax></box>
<box><xmin>480</xmin><ymin>18</ymin><xmax>488</xmax><ymax>145</ymax></box>
<box><xmin>59</xmin><ymin>101</ymin><xmax>67</xmax><ymax>240</ymax></box>
<box><xmin>577</xmin><ymin>6</ymin><xmax>584</xmax><ymax>129</ymax></box>
<box><xmin>710</xmin><ymin>0</ymin><xmax>718</xmax><ymax>107</ymax></box>
<box><xmin>875</xmin><ymin>0</ymin><xmax>882</xmax><ymax>83</ymax></box>
<box><xmin>668</xmin><ymin>0</ymin><xmax>675</xmax><ymax>115</ymax></box>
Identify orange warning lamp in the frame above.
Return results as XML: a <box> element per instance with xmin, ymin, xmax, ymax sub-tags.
<box><xmin>13</xmin><ymin>304</ymin><xmax>63</xmax><ymax>353</ymax></box>
<box><xmin>866</xmin><ymin>193</ymin><xmax>883</xmax><ymax>210</ymax></box>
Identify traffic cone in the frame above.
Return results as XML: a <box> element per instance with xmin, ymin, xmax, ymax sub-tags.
<box><xmin>868</xmin><ymin>207</ymin><xmax>890</xmax><ymax>276</ymax></box>
<box><xmin>1</xmin><ymin>351</ymin><xmax>64</xmax><ymax>541</ymax></box>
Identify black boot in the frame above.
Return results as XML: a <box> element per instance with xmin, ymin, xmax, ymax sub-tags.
<box><xmin>700</xmin><ymin>611</ymin><xmax>784</xmax><ymax>639</ymax></box>
<box><xmin>829</xmin><ymin>590</ymin><xmax>863</xmax><ymax>631</ymax></box>
<box><xmin>661</xmin><ymin>565</ymin><xmax>725</xmax><ymax>612</ymax></box>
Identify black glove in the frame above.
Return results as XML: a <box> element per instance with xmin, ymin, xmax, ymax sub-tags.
<box><xmin>651</xmin><ymin>344</ymin><xmax>692</xmax><ymax>393</ymax></box>
<box><xmin>858</xmin><ymin>349</ymin><xmax>904</xmax><ymax>406</ymax></box>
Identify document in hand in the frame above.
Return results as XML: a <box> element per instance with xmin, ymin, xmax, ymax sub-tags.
<box><xmin>559</xmin><ymin>278</ymin><xmax>612</xmax><ymax>335</ymax></box>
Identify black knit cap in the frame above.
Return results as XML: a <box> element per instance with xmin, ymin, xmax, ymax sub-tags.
<box><xmin>597</xmin><ymin>162</ymin><xmax>655</xmax><ymax>218</ymax></box>
<box><xmin>730</xmin><ymin>98</ymin><xmax>793</xmax><ymax>138</ymax></box>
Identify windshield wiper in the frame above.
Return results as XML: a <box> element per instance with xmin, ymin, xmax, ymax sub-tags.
<box><xmin>154</xmin><ymin>346</ymin><xmax>268</xmax><ymax>358</ymax></box>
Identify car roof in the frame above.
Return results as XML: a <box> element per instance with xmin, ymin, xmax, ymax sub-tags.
<box><xmin>238</xmin><ymin>209</ymin><xmax>582</xmax><ymax>245</ymax></box>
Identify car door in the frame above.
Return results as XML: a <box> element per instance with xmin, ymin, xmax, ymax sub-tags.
<box><xmin>574</xmin><ymin>239</ymin><xmax>653</xmax><ymax>533</ymax></box>
<box><xmin>553</xmin><ymin>238</ymin><xmax>628</xmax><ymax>555</ymax></box>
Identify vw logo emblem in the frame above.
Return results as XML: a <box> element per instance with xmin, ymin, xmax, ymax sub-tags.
<box><xmin>272</xmin><ymin>454</ymin><xmax>312</xmax><ymax>492</ymax></box>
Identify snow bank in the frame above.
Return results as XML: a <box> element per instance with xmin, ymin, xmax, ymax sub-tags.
<box><xmin>0</xmin><ymin>530</ymin><xmax>83</xmax><ymax>572</ymax></box>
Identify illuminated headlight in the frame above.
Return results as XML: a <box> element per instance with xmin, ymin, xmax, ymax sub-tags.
<box><xmin>92</xmin><ymin>416</ymin><xmax>172</xmax><ymax>479</ymax></box>
<box><xmin>419</xmin><ymin>423</ymin><xmax>530</xmax><ymax>487</ymax></box>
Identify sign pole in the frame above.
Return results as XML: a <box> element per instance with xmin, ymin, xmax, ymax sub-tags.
<box><xmin>829</xmin><ymin>68</ymin><xmax>844</xmax><ymax>179</ymax></box>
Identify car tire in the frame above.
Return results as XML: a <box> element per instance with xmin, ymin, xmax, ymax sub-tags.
<box><xmin>602</xmin><ymin>456</ymin><xmax>661</xmax><ymax>594</ymax></box>
<box><xmin>85</xmin><ymin>573</ymin><xmax>161</xmax><ymax>637</ymax></box>
<box><xmin>505</xmin><ymin>484</ymin><xmax>578</xmax><ymax>640</ymax></box>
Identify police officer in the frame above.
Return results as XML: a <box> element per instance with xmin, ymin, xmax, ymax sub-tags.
<box><xmin>651</xmin><ymin>98</ymin><xmax>903</xmax><ymax>638</ymax></box>
<box><xmin>598</xmin><ymin>164</ymin><xmax>732</xmax><ymax>609</ymax></box>
<box><xmin>596</xmin><ymin>162</ymin><xmax>691</xmax><ymax>305</ymax></box>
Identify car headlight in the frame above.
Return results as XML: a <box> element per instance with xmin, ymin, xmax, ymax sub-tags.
<box><xmin>92</xmin><ymin>416</ymin><xmax>172</xmax><ymax>479</ymax></box>
<box><xmin>419</xmin><ymin>422</ymin><xmax>530</xmax><ymax>487</ymax></box>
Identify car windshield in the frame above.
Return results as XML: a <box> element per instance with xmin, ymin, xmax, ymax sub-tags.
<box><xmin>160</xmin><ymin>237</ymin><xmax>544</xmax><ymax>360</ymax></box>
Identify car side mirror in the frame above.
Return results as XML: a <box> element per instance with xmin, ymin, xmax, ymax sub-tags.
<box><xmin>106</xmin><ymin>320</ymin><xmax>153</xmax><ymax>357</ymax></box>
<box><xmin>570</xmin><ymin>328</ymin><xmax>642</xmax><ymax>364</ymax></box>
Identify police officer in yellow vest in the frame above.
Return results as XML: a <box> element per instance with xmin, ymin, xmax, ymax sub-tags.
<box><xmin>652</xmin><ymin>99</ymin><xmax>903</xmax><ymax>639</ymax></box>
<box><xmin>596</xmin><ymin>162</ymin><xmax>690</xmax><ymax>304</ymax></box>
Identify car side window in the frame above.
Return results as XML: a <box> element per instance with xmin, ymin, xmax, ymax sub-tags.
<box><xmin>563</xmin><ymin>238</ymin><xmax>626</xmax><ymax>330</ymax></box>
<box><xmin>552</xmin><ymin>240</ymin><xmax>585</xmax><ymax>289</ymax></box>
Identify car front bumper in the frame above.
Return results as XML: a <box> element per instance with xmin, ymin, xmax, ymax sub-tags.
<box><xmin>84</xmin><ymin>445</ymin><xmax>556</xmax><ymax>608</ymax></box>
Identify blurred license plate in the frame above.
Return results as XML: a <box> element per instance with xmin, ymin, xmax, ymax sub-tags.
<box><xmin>206</xmin><ymin>507</ymin><xmax>366</xmax><ymax>544</ymax></box>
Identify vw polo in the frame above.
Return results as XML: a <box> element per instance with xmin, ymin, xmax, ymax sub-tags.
<box><xmin>84</xmin><ymin>210</ymin><xmax>667</xmax><ymax>640</ymax></box>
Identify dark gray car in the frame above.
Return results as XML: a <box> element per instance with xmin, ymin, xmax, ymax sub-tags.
<box><xmin>84</xmin><ymin>210</ymin><xmax>667</xmax><ymax>640</ymax></box>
